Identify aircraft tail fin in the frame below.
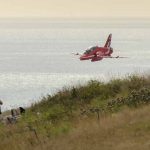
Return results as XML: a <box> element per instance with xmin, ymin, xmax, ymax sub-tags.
<box><xmin>104</xmin><ymin>34</ymin><xmax>112</xmax><ymax>48</ymax></box>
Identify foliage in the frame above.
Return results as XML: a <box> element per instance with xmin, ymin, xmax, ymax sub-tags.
<box><xmin>0</xmin><ymin>74</ymin><xmax>150</xmax><ymax>150</ymax></box>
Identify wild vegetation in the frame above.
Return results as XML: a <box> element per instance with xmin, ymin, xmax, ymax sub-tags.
<box><xmin>0</xmin><ymin>74</ymin><xmax>150</xmax><ymax>150</ymax></box>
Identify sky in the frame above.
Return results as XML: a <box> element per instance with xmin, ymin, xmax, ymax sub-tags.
<box><xmin>0</xmin><ymin>0</ymin><xmax>150</xmax><ymax>18</ymax></box>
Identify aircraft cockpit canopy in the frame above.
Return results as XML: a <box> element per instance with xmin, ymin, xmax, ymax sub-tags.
<box><xmin>84</xmin><ymin>46</ymin><xmax>97</xmax><ymax>54</ymax></box>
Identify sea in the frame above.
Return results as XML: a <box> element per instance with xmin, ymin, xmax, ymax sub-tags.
<box><xmin>0</xmin><ymin>18</ymin><xmax>150</xmax><ymax>110</ymax></box>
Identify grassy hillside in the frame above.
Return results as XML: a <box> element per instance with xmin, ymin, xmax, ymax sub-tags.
<box><xmin>0</xmin><ymin>74</ymin><xmax>150</xmax><ymax>150</ymax></box>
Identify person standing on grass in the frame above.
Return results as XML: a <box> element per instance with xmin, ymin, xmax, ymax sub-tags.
<box><xmin>0</xmin><ymin>100</ymin><xmax>3</xmax><ymax>115</ymax></box>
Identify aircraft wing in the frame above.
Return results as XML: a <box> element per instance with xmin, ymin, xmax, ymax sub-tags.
<box><xmin>103</xmin><ymin>56</ymin><xmax>128</xmax><ymax>58</ymax></box>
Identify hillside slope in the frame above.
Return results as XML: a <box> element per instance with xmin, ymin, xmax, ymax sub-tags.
<box><xmin>0</xmin><ymin>74</ymin><xmax>150</xmax><ymax>150</ymax></box>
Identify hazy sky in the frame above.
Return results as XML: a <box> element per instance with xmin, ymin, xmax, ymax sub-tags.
<box><xmin>0</xmin><ymin>0</ymin><xmax>150</xmax><ymax>18</ymax></box>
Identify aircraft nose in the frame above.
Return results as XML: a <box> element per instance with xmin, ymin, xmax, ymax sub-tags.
<box><xmin>80</xmin><ymin>55</ymin><xmax>86</xmax><ymax>60</ymax></box>
<box><xmin>80</xmin><ymin>56</ymin><xmax>84</xmax><ymax>60</ymax></box>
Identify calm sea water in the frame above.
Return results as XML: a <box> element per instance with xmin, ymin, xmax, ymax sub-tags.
<box><xmin>0</xmin><ymin>18</ymin><xmax>150</xmax><ymax>110</ymax></box>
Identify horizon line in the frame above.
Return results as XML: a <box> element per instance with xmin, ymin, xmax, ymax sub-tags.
<box><xmin>0</xmin><ymin>16</ymin><xmax>150</xmax><ymax>20</ymax></box>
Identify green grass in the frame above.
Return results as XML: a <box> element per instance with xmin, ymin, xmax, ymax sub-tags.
<box><xmin>0</xmin><ymin>74</ymin><xmax>150</xmax><ymax>150</ymax></box>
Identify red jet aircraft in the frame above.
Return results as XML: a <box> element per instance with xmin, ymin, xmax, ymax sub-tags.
<box><xmin>74</xmin><ymin>34</ymin><xmax>125</xmax><ymax>62</ymax></box>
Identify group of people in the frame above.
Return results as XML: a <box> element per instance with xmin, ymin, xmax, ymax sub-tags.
<box><xmin>0</xmin><ymin>100</ymin><xmax>26</xmax><ymax>124</ymax></box>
